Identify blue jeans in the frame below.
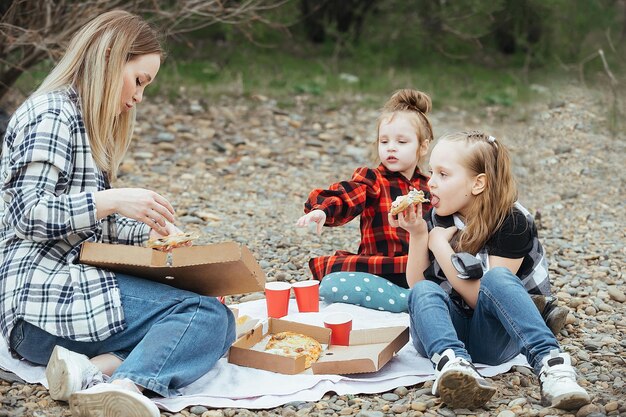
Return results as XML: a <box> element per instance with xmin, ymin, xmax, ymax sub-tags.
<box><xmin>9</xmin><ymin>274</ymin><xmax>235</xmax><ymax>397</ymax></box>
<box><xmin>408</xmin><ymin>267</ymin><xmax>559</xmax><ymax>375</ymax></box>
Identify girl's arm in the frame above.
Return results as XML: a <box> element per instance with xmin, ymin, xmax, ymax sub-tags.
<box><xmin>388</xmin><ymin>203</ymin><xmax>429</xmax><ymax>288</ymax></box>
<box><xmin>303</xmin><ymin>167</ymin><xmax>380</xmax><ymax>227</ymax></box>
<box><xmin>429</xmin><ymin>226</ymin><xmax>481</xmax><ymax>308</ymax></box>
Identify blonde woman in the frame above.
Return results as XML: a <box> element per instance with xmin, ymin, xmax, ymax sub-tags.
<box><xmin>0</xmin><ymin>11</ymin><xmax>235</xmax><ymax>417</ymax></box>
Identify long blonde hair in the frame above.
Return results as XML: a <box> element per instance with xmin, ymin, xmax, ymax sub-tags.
<box><xmin>374</xmin><ymin>89</ymin><xmax>434</xmax><ymax>166</ymax></box>
<box><xmin>35</xmin><ymin>10</ymin><xmax>163</xmax><ymax>181</ymax></box>
<box><xmin>442</xmin><ymin>131</ymin><xmax>518</xmax><ymax>254</ymax></box>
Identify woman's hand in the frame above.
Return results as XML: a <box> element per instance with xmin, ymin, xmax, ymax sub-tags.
<box><xmin>95</xmin><ymin>188</ymin><xmax>175</xmax><ymax>235</ymax></box>
<box><xmin>296</xmin><ymin>209</ymin><xmax>327</xmax><ymax>235</ymax></box>
<box><xmin>388</xmin><ymin>203</ymin><xmax>427</xmax><ymax>235</ymax></box>
<box><xmin>428</xmin><ymin>226</ymin><xmax>458</xmax><ymax>251</ymax></box>
<box><xmin>148</xmin><ymin>221</ymin><xmax>183</xmax><ymax>241</ymax></box>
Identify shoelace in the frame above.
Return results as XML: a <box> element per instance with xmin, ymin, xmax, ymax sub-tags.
<box><xmin>82</xmin><ymin>365</ymin><xmax>108</xmax><ymax>389</ymax></box>
<box><xmin>543</xmin><ymin>365</ymin><xmax>577</xmax><ymax>382</ymax></box>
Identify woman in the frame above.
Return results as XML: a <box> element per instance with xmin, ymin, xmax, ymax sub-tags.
<box><xmin>0</xmin><ymin>11</ymin><xmax>234</xmax><ymax>417</ymax></box>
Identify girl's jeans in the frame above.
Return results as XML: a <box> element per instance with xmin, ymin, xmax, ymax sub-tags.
<box><xmin>408</xmin><ymin>267</ymin><xmax>559</xmax><ymax>375</ymax></box>
<box><xmin>9</xmin><ymin>273</ymin><xmax>235</xmax><ymax>397</ymax></box>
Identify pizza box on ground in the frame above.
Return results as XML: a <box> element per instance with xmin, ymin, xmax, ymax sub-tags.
<box><xmin>228</xmin><ymin>318</ymin><xmax>409</xmax><ymax>375</ymax></box>
<box><xmin>79</xmin><ymin>241</ymin><xmax>265</xmax><ymax>297</ymax></box>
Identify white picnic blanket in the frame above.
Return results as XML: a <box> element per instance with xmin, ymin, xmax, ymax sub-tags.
<box><xmin>0</xmin><ymin>299</ymin><xmax>529</xmax><ymax>410</ymax></box>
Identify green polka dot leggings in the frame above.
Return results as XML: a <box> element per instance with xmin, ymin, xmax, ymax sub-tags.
<box><xmin>318</xmin><ymin>271</ymin><xmax>409</xmax><ymax>313</ymax></box>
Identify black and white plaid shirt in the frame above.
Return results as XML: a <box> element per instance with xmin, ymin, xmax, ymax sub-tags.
<box><xmin>0</xmin><ymin>87</ymin><xmax>149</xmax><ymax>343</ymax></box>
<box><xmin>423</xmin><ymin>202</ymin><xmax>551</xmax><ymax>309</ymax></box>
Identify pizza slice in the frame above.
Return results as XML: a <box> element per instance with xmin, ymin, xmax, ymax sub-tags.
<box><xmin>390</xmin><ymin>189</ymin><xmax>429</xmax><ymax>215</ymax></box>
<box><xmin>264</xmin><ymin>331</ymin><xmax>322</xmax><ymax>369</ymax></box>
<box><xmin>146</xmin><ymin>232</ymin><xmax>199</xmax><ymax>251</ymax></box>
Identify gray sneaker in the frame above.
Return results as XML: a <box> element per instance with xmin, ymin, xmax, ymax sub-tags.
<box><xmin>45</xmin><ymin>345</ymin><xmax>105</xmax><ymax>402</ymax></box>
<box><xmin>540</xmin><ymin>349</ymin><xmax>590</xmax><ymax>410</ymax></box>
<box><xmin>431</xmin><ymin>349</ymin><xmax>496</xmax><ymax>409</ymax></box>
<box><xmin>70</xmin><ymin>383</ymin><xmax>159</xmax><ymax>417</ymax></box>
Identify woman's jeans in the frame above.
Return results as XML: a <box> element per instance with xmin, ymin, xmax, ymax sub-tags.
<box><xmin>9</xmin><ymin>273</ymin><xmax>235</xmax><ymax>397</ymax></box>
<box><xmin>408</xmin><ymin>267</ymin><xmax>559</xmax><ymax>375</ymax></box>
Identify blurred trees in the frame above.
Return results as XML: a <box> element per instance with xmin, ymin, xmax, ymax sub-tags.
<box><xmin>291</xmin><ymin>0</ymin><xmax>622</xmax><ymax>67</ymax></box>
<box><xmin>0</xmin><ymin>0</ymin><xmax>286</xmax><ymax>105</ymax></box>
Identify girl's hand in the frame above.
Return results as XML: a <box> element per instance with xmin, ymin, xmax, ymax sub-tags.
<box><xmin>95</xmin><ymin>188</ymin><xmax>175</xmax><ymax>235</ymax></box>
<box><xmin>296</xmin><ymin>209</ymin><xmax>326</xmax><ymax>235</ymax></box>
<box><xmin>388</xmin><ymin>203</ymin><xmax>427</xmax><ymax>235</ymax></box>
<box><xmin>428</xmin><ymin>226</ymin><xmax>458</xmax><ymax>251</ymax></box>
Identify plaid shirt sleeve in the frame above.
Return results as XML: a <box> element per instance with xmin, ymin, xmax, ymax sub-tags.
<box><xmin>1</xmin><ymin>112</ymin><xmax>98</xmax><ymax>242</ymax></box>
<box><xmin>100</xmin><ymin>214</ymin><xmax>150</xmax><ymax>246</ymax></box>
<box><xmin>304</xmin><ymin>167</ymin><xmax>381</xmax><ymax>226</ymax></box>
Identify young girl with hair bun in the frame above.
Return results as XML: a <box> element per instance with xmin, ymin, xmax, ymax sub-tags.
<box><xmin>393</xmin><ymin>131</ymin><xmax>590</xmax><ymax>410</ymax></box>
<box><xmin>296</xmin><ymin>89</ymin><xmax>433</xmax><ymax>312</ymax></box>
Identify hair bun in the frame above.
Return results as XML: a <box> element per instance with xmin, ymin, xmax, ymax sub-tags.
<box><xmin>383</xmin><ymin>89</ymin><xmax>432</xmax><ymax>114</ymax></box>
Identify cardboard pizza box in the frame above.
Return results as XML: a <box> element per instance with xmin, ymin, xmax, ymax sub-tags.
<box><xmin>311</xmin><ymin>325</ymin><xmax>409</xmax><ymax>375</ymax></box>
<box><xmin>79</xmin><ymin>241</ymin><xmax>265</xmax><ymax>297</ymax></box>
<box><xmin>228</xmin><ymin>318</ymin><xmax>409</xmax><ymax>375</ymax></box>
<box><xmin>228</xmin><ymin>318</ymin><xmax>332</xmax><ymax>375</ymax></box>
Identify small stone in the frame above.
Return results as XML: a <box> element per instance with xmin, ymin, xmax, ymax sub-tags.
<box><xmin>201</xmin><ymin>411</ymin><xmax>223</xmax><ymax>417</ymax></box>
<box><xmin>607</xmin><ymin>287</ymin><xmax>625</xmax><ymax>302</ymax></box>
<box><xmin>394</xmin><ymin>386</ymin><xmax>409</xmax><ymax>397</ymax></box>
<box><xmin>576</xmin><ymin>404</ymin><xmax>601</xmax><ymax>417</ymax></box>
<box><xmin>190</xmin><ymin>406</ymin><xmax>209</xmax><ymax>415</ymax></box>
<box><xmin>391</xmin><ymin>404</ymin><xmax>409</xmax><ymax>413</ymax></box>
<box><xmin>382</xmin><ymin>393</ymin><xmax>400</xmax><ymax>401</ymax></box>
<box><xmin>508</xmin><ymin>398</ymin><xmax>527</xmax><ymax>407</ymax></box>
<box><xmin>497</xmin><ymin>411</ymin><xmax>516</xmax><ymax>417</ymax></box>
<box><xmin>356</xmin><ymin>411</ymin><xmax>384</xmax><ymax>417</ymax></box>
<box><xmin>437</xmin><ymin>408</ymin><xmax>457</xmax><ymax>417</ymax></box>
<box><xmin>411</xmin><ymin>402</ymin><xmax>427</xmax><ymax>411</ymax></box>
<box><xmin>604</xmin><ymin>401</ymin><xmax>618</xmax><ymax>412</ymax></box>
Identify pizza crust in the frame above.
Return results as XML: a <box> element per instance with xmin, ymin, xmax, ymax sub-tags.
<box><xmin>264</xmin><ymin>331</ymin><xmax>322</xmax><ymax>369</ymax></box>
<box><xmin>390</xmin><ymin>189</ymin><xmax>429</xmax><ymax>215</ymax></box>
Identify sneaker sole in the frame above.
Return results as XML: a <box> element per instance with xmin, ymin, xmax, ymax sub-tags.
<box><xmin>438</xmin><ymin>370</ymin><xmax>497</xmax><ymax>409</ymax></box>
<box><xmin>543</xmin><ymin>392</ymin><xmax>590</xmax><ymax>410</ymax></box>
<box><xmin>46</xmin><ymin>346</ymin><xmax>80</xmax><ymax>402</ymax></box>
<box><xmin>70</xmin><ymin>388</ymin><xmax>159</xmax><ymax>417</ymax></box>
<box><xmin>546</xmin><ymin>307</ymin><xmax>568</xmax><ymax>336</ymax></box>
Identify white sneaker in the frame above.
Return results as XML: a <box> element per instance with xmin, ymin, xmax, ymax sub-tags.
<box><xmin>46</xmin><ymin>345</ymin><xmax>105</xmax><ymax>401</ymax></box>
<box><xmin>69</xmin><ymin>383</ymin><xmax>160</xmax><ymax>417</ymax></box>
<box><xmin>539</xmin><ymin>349</ymin><xmax>590</xmax><ymax>410</ymax></box>
<box><xmin>431</xmin><ymin>349</ymin><xmax>497</xmax><ymax>409</ymax></box>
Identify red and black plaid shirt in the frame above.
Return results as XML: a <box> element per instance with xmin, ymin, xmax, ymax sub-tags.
<box><xmin>304</xmin><ymin>164</ymin><xmax>431</xmax><ymax>288</ymax></box>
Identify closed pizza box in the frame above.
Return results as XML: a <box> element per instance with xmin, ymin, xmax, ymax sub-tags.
<box><xmin>228</xmin><ymin>318</ymin><xmax>409</xmax><ymax>375</ymax></box>
<box><xmin>79</xmin><ymin>241</ymin><xmax>265</xmax><ymax>297</ymax></box>
<box><xmin>228</xmin><ymin>318</ymin><xmax>332</xmax><ymax>375</ymax></box>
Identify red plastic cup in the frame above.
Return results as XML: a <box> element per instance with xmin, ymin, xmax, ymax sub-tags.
<box><xmin>265</xmin><ymin>282</ymin><xmax>292</xmax><ymax>318</ymax></box>
<box><xmin>292</xmin><ymin>280</ymin><xmax>320</xmax><ymax>313</ymax></box>
<box><xmin>324</xmin><ymin>312</ymin><xmax>352</xmax><ymax>346</ymax></box>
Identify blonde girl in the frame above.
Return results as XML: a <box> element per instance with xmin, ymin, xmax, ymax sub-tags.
<box><xmin>297</xmin><ymin>89</ymin><xmax>433</xmax><ymax>312</ymax></box>
<box><xmin>392</xmin><ymin>131</ymin><xmax>590</xmax><ymax>410</ymax></box>
<box><xmin>0</xmin><ymin>11</ymin><xmax>234</xmax><ymax>417</ymax></box>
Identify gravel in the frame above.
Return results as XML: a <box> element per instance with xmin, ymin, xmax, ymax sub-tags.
<box><xmin>0</xmin><ymin>85</ymin><xmax>624</xmax><ymax>416</ymax></box>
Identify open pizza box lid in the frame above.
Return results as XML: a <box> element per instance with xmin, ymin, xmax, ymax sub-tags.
<box><xmin>228</xmin><ymin>318</ymin><xmax>409</xmax><ymax>375</ymax></box>
<box><xmin>79</xmin><ymin>241</ymin><xmax>265</xmax><ymax>297</ymax></box>
<box><xmin>311</xmin><ymin>325</ymin><xmax>409</xmax><ymax>375</ymax></box>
